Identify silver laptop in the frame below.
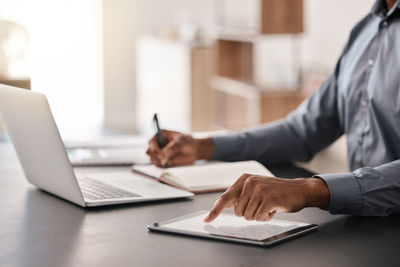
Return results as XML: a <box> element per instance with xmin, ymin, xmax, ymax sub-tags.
<box><xmin>0</xmin><ymin>84</ymin><xmax>193</xmax><ymax>207</ymax></box>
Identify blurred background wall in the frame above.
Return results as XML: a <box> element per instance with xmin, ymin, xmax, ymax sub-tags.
<box><xmin>0</xmin><ymin>0</ymin><xmax>374</xmax><ymax>138</ymax></box>
<box><xmin>0</xmin><ymin>0</ymin><xmax>103</xmax><ymax>139</ymax></box>
<box><xmin>102</xmin><ymin>0</ymin><xmax>374</xmax><ymax>134</ymax></box>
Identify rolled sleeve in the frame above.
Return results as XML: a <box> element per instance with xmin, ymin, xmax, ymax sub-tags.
<box><xmin>212</xmin><ymin>134</ymin><xmax>242</xmax><ymax>161</ymax></box>
<box><xmin>211</xmin><ymin>120</ymin><xmax>317</xmax><ymax>165</ymax></box>
<box><xmin>316</xmin><ymin>173</ymin><xmax>363</xmax><ymax>215</ymax></box>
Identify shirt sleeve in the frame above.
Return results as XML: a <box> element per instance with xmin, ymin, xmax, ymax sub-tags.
<box><xmin>317</xmin><ymin>159</ymin><xmax>400</xmax><ymax>216</ymax></box>
<box><xmin>211</xmin><ymin>13</ymin><xmax>373</xmax><ymax>166</ymax></box>
<box><xmin>212</xmin><ymin>72</ymin><xmax>343</xmax><ymax>166</ymax></box>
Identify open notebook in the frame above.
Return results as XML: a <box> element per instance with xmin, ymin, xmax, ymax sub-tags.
<box><xmin>132</xmin><ymin>160</ymin><xmax>274</xmax><ymax>193</ymax></box>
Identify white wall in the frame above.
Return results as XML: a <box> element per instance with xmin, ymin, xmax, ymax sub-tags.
<box><xmin>0</xmin><ymin>0</ymin><xmax>103</xmax><ymax>139</ymax></box>
<box><xmin>302</xmin><ymin>0</ymin><xmax>375</xmax><ymax>69</ymax></box>
<box><xmin>103</xmin><ymin>0</ymin><xmax>214</xmax><ymax>133</ymax></box>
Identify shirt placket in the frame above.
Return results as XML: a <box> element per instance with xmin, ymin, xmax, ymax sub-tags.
<box><xmin>356</xmin><ymin>17</ymin><xmax>390</xmax><ymax>168</ymax></box>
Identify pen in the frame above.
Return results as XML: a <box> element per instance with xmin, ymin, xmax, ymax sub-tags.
<box><xmin>153</xmin><ymin>113</ymin><xmax>168</xmax><ymax>168</ymax></box>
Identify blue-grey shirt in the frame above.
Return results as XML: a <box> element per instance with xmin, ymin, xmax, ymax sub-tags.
<box><xmin>212</xmin><ymin>0</ymin><xmax>400</xmax><ymax>216</ymax></box>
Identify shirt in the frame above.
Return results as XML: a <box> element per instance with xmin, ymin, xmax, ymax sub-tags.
<box><xmin>212</xmin><ymin>0</ymin><xmax>400</xmax><ymax>216</ymax></box>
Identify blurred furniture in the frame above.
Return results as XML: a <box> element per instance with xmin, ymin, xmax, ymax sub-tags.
<box><xmin>0</xmin><ymin>20</ymin><xmax>30</xmax><ymax>141</ymax></box>
<box><xmin>0</xmin><ymin>79</ymin><xmax>30</xmax><ymax>141</ymax></box>
<box><xmin>136</xmin><ymin>36</ymin><xmax>215</xmax><ymax>134</ymax></box>
<box><xmin>0</xmin><ymin>78</ymin><xmax>30</xmax><ymax>89</ymax></box>
<box><xmin>212</xmin><ymin>0</ymin><xmax>305</xmax><ymax>130</ymax></box>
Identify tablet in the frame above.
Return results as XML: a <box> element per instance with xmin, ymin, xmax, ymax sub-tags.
<box><xmin>148</xmin><ymin>211</ymin><xmax>318</xmax><ymax>246</ymax></box>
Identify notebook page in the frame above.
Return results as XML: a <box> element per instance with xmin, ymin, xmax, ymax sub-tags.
<box><xmin>166</xmin><ymin>161</ymin><xmax>274</xmax><ymax>190</ymax></box>
<box><xmin>132</xmin><ymin>160</ymin><xmax>213</xmax><ymax>180</ymax></box>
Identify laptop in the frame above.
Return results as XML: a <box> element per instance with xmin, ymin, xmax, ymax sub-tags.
<box><xmin>0</xmin><ymin>84</ymin><xmax>193</xmax><ymax>207</ymax></box>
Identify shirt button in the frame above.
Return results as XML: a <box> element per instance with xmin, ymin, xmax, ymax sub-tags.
<box><xmin>382</xmin><ymin>21</ymin><xmax>388</xmax><ymax>27</ymax></box>
<box><xmin>368</xmin><ymin>59</ymin><xmax>374</xmax><ymax>66</ymax></box>
<box><xmin>361</xmin><ymin>100</ymin><xmax>368</xmax><ymax>107</ymax></box>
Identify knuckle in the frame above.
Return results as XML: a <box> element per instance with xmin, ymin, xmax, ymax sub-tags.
<box><xmin>240</xmin><ymin>173</ymin><xmax>251</xmax><ymax>179</ymax></box>
<box><xmin>254</xmin><ymin>184</ymin><xmax>264</xmax><ymax>194</ymax></box>
<box><xmin>244</xmin><ymin>176</ymin><xmax>257</xmax><ymax>187</ymax></box>
<box><xmin>219</xmin><ymin>193</ymin><xmax>230</xmax><ymax>203</ymax></box>
<box><xmin>238</xmin><ymin>173</ymin><xmax>251</xmax><ymax>181</ymax></box>
<box><xmin>213</xmin><ymin>199</ymin><xmax>219</xmax><ymax>207</ymax></box>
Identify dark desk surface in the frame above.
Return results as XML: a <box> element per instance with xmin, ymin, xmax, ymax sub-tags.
<box><xmin>1</xmin><ymin>142</ymin><xmax>399</xmax><ymax>267</ymax></box>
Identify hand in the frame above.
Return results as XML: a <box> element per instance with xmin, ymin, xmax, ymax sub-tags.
<box><xmin>204</xmin><ymin>174</ymin><xmax>330</xmax><ymax>223</ymax></box>
<box><xmin>146</xmin><ymin>130</ymin><xmax>214</xmax><ymax>167</ymax></box>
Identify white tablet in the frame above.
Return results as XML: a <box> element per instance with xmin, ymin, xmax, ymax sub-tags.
<box><xmin>148</xmin><ymin>211</ymin><xmax>318</xmax><ymax>246</ymax></box>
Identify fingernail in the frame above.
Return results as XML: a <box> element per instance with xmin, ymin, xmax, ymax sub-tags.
<box><xmin>203</xmin><ymin>215</ymin><xmax>210</xmax><ymax>222</ymax></box>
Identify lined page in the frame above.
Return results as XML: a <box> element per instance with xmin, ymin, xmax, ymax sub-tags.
<box><xmin>167</xmin><ymin>161</ymin><xmax>273</xmax><ymax>190</ymax></box>
<box><xmin>133</xmin><ymin>161</ymin><xmax>274</xmax><ymax>191</ymax></box>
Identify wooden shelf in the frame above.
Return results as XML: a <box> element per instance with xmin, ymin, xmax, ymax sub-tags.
<box><xmin>211</xmin><ymin>76</ymin><xmax>260</xmax><ymax>130</ymax></box>
<box><xmin>210</xmin><ymin>75</ymin><xmax>306</xmax><ymax>128</ymax></box>
<box><xmin>260</xmin><ymin>90</ymin><xmax>306</xmax><ymax>122</ymax></box>
<box><xmin>0</xmin><ymin>79</ymin><xmax>30</xmax><ymax>89</ymax></box>
<box><xmin>211</xmin><ymin>76</ymin><xmax>258</xmax><ymax>98</ymax></box>
<box><xmin>213</xmin><ymin>32</ymin><xmax>259</xmax><ymax>43</ymax></box>
<box><xmin>261</xmin><ymin>0</ymin><xmax>304</xmax><ymax>34</ymax></box>
<box><xmin>217</xmin><ymin>39</ymin><xmax>253</xmax><ymax>82</ymax></box>
<box><xmin>215</xmin><ymin>0</ymin><xmax>303</xmax><ymax>35</ymax></box>
<box><xmin>210</xmin><ymin>0</ymin><xmax>304</xmax><ymax>130</ymax></box>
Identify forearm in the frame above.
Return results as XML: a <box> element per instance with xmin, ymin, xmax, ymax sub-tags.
<box><xmin>211</xmin><ymin>74</ymin><xmax>343</xmax><ymax>165</ymax></box>
<box><xmin>211</xmin><ymin>120</ymin><xmax>314</xmax><ymax>165</ymax></box>
<box><xmin>305</xmin><ymin>178</ymin><xmax>330</xmax><ymax>208</ymax></box>
<box><xmin>196</xmin><ymin>137</ymin><xmax>214</xmax><ymax>160</ymax></box>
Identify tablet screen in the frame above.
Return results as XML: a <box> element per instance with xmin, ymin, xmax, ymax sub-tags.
<box><xmin>159</xmin><ymin>212</ymin><xmax>311</xmax><ymax>241</ymax></box>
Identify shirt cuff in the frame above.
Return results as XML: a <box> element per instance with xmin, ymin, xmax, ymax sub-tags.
<box><xmin>315</xmin><ymin>173</ymin><xmax>363</xmax><ymax>214</ymax></box>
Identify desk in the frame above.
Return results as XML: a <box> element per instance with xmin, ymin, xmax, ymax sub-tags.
<box><xmin>1</xmin><ymin>142</ymin><xmax>399</xmax><ymax>267</ymax></box>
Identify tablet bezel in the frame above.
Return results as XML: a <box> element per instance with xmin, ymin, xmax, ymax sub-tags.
<box><xmin>148</xmin><ymin>211</ymin><xmax>318</xmax><ymax>247</ymax></box>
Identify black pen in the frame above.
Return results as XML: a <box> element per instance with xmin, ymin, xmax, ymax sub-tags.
<box><xmin>153</xmin><ymin>113</ymin><xmax>168</xmax><ymax>168</ymax></box>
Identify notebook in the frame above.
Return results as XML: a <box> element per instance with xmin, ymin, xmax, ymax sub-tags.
<box><xmin>132</xmin><ymin>160</ymin><xmax>274</xmax><ymax>193</ymax></box>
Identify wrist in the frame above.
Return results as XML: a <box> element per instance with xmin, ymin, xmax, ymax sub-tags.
<box><xmin>304</xmin><ymin>178</ymin><xmax>330</xmax><ymax>208</ymax></box>
<box><xmin>196</xmin><ymin>137</ymin><xmax>214</xmax><ymax>160</ymax></box>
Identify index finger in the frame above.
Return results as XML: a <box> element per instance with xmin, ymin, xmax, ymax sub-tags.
<box><xmin>203</xmin><ymin>193</ymin><xmax>235</xmax><ymax>223</ymax></box>
<box><xmin>163</xmin><ymin>139</ymin><xmax>182</xmax><ymax>159</ymax></box>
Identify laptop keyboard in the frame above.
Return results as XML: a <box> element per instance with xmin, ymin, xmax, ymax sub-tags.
<box><xmin>78</xmin><ymin>177</ymin><xmax>141</xmax><ymax>200</ymax></box>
